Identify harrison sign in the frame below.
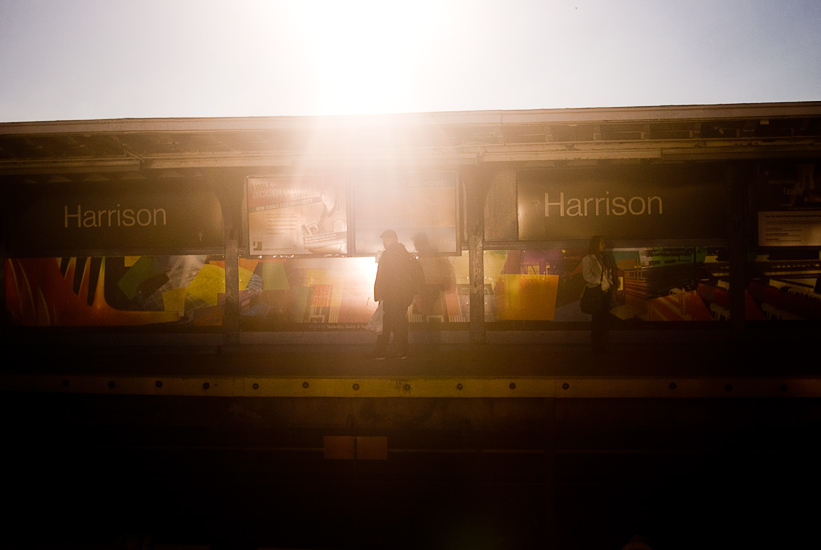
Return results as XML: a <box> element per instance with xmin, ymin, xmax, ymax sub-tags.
<box><xmin>10</xmin><ymin>181</ymin><xmax>224</xmax><ymax>255</ymax></box>
<box><xmin>517</xmin><ymin>165</ymin><xmax>728</xmax><ymax>242</ymax></box>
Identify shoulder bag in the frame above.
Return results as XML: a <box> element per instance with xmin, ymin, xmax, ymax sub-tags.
<box><xmin>580</xmin><ymin>257</ymin><xmax>604</xmax><ymax>314</ymax></box>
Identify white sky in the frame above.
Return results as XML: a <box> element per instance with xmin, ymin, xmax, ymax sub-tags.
<box><xmin>1</xmin><ymin>0</ymin><xmax>820</xmax><ymax>122</ymax></box>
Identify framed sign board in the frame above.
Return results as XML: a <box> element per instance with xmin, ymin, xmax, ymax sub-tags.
<box><xmin>353</xmin><ymin>171</ymin><xmax>459</xmax><ymax>255</ymax></box>
<box><xmin>757</xmin><ymin>163</ymin><xmax>821</xmax><ymax>247</ymax></box>
<box><xmin>517</xmin><ymin>165</ymin><xmax>728</xmax><ymax>242</ymax></box>
<box><xmin>10</xmin><ymin>180</ymin><xmax>223</xmax><ymax>255</ymax></box>
<box><xmin>247</xmin><ymin>175</ymin><xmax>349</xmax><ymax>255</ymax></box>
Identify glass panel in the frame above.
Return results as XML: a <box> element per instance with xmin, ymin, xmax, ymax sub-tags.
<box><xmin>485</xmin><ymin>249</ymin><xmax>564</xmax><ymax>321</ymax></box>
<box><xmin>5</xmin><ymin>256</ymin><xmax>225</xmax><ymax>327</ymax></box>
<box><xmin>748</xmin><ymin>161</ymin><xmax>821</xmax><ymax>320</ymax></box>
<box><xmin>747</xmin><ymin>250</ymin><xmax>821</xmax><ymax>321</ymax></box>
<box><xmin>239</xmin><ymin>256</ymin><xmax>377</xmax><ymax>330</ymax></box>
<box><xmin>239</xmin><ymin>253</ymin><xmax>470</xmax><ymax>330</ymax></box>
<box><xmin>409</xmin><ymin>251</ymin><xmax>468</xmax><ymax>324</ymax></box>
<box><xmin>486</xmin><ymin>247</ymin><xmax>728</xmax><ymax>322</ymax></box>
<box><xmin>629</xmin><ymin>247</ymin><xmax>728</xmax><ymax>322</ymax></box>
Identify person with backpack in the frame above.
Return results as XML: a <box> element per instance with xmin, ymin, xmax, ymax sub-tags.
<box><xmin>372</xmin><ymin>229</ymin><xmax>424</xmax><ymax>359</ymax></box>
<box><xmin>581</xmin><ymin>235</ymin><xmax>618</xmax><ymax>353</ymax></box>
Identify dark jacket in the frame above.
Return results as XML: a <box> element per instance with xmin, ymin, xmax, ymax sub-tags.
<box><xmin>374</xmin><ymin>242</ymin><xmax>419</xmax><ymax>307</ymax></box>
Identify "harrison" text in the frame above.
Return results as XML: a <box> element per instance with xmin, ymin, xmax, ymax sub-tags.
<box><xmin>545</xmin><ymin>192</ymin><xmax>662</xmax><ymax>217</ymax></box>
<box><xmin>64</xmin><ymin>205</ymin><xmax>167</xmax><ymax>228</ymax></box>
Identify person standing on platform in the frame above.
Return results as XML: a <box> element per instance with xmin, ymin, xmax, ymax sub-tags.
<box><xmin>582</xmin><ymin>235</ymin><xmax>617</xmax><ymax>353</ymax></box>
<box><xmin>372</xmin><ymin>229</ymin><xmax>423</xmax><ymax>359</ymax></box>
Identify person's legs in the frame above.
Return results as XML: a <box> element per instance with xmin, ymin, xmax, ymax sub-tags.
<box><xmin>373</xmin><ymin>302</ymin><xmax>392</xmax><ymax>358</ymax></box>
<box><xmin>381</xmin><ymin>300</ymin><xmax>409</xmax><ymax>357</ymax></box>
<box><xmin>373</xmin><ymin>331</ymin><xmax>390</xmax><ymax>357</ymax></box>
<box><xmin>392</xmin><ymin>305</ymin><xmax>409</xmax><ymax>357</ymax></box>
<box><xmin>590</xmin><ymin>289</ymin><xmax>608</xmax><ymax>353</ymax></box>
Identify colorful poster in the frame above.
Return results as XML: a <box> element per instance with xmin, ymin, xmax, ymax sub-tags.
<box><xmin>745</xmin><ymin>247</ymin><xmax>821</xmax><ymax>321</ymax></box>
<box><xmin>353</xmin><ymin>171</ymin><xmax>458</xmax><ymax>255</ymax></box>
<box><xmin>757</xmin><ymin>163</ymin><xmax>821</xmax><ymax>246</ymax></box>
<box><xmin>486</xmin><ymin>247</ymin><xmax>728</xmax><ymax>322</ymax></box>
<box><xmin>237</xmin><ymin>253</ymin><xmax>471</xmax><ymax>330</ymax></box>
<box><xmin>247</xmin><ymin>176</ymin><xmax>348</xmax><ymax>255</ymax></box>
<box><xmin>5</xmin><ymin>255</ymin><xmax>225</xmax><ymax>327</ymax></box>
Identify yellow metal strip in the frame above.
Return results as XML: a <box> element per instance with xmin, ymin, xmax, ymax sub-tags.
<box><xmin>2</xmin><ymin>375</ymin><xmax>820</xmax><ymax>398</ymax></box>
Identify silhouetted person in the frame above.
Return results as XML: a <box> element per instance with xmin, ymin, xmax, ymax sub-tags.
<box><xmin>372</xmin><ymin>230</ymin><xmax>422</xmax><ymax>359</ymax></box>
<box><xmin>412</xmin><ymin>232</ymin><xmax>456</xmax><ymax>322</ymax></box>
<box><xmin>582</xmin><ymin>235</ymin><xmax>616</xmax><ymax>353</ymax></box>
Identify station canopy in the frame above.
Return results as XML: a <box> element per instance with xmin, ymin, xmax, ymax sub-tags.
<box><xmin>2</xmin><ymin>102</ymin><xmax>821</xmax><ymax>182</ymax></box>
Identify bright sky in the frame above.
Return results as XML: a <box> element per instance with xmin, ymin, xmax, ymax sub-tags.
<box><xmin>1</xmin><ymin>0</ymin><xmax>820</xmax><ymax>122</ymax></box>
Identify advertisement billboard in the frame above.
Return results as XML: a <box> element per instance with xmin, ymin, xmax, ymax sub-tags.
<box><xmin>353</xmin><ymin>171</ymin><xmax>458</xmax><ymax>255</ymax></box>
<box><xmin>247</xmin><ymin>175</ymin><xmax>349</xmax><ymax>255</ymax></box>
<box><xmin>757</xmin><ymin>163</ymin><xmax>821</xmax><ymax>247</ymax></box>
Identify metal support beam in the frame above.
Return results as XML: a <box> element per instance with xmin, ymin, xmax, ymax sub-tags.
<box><xmin>465</xmin><ymin>167</ymin><xmax>488</xmax><ymax>344</ymax></box>
<box><xmin>220</xmin><ymin>185</ymin><xmax>241</xmax><ymax>343</ymax></box>
<box><xmin>727</xmin><ymin>163</ymin><xmax>749</xmax><ymax>340</ymax></box>
<box><xmin>224</xmin><ymin>238</ymin><xmax>240</xmax><ymax>343</ymax></box>
<box><xmin>0</xmin><ymin>158</ymin><xmax>141</xmax><ymax>175</ymax></box>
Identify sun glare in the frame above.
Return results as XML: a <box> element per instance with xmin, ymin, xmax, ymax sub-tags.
<box><xmin>282</xmin><ymin>1</ymin><xmax>446</xmax><ymax>115</ymax></box>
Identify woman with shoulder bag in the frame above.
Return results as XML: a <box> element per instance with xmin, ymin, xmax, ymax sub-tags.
<box><xmin>581</xmin><ymin>235</ymin><xmax>615</xmax><ymax>353</ymax></box>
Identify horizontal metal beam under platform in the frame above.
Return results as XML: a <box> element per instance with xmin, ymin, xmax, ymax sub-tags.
<box><xmin>2</xmin><ymin>375</ymin><xmax>819</xmax><ymax>398</ymax></box>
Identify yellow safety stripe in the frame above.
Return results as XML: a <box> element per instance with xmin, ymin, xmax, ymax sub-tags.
<box><xmin>1</xmin><ymin>375</ymin><xmax>818</xmax><ymax>398</ymax></box>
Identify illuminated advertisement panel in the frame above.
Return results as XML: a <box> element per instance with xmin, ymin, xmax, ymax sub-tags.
<box><xmin>247</xmin><ymin>175</ymin><xmax>348</xmax><ymax>255</ymax></box>
<box><xmin>757</xmin><ymin>163</ymin><xmax>821</xmax><ymax>247</ymax></box>
<box><xmin>517</xmin><ymin>165</ymin><xmax>727</xmax><ymax>241</ymax></box>
<box><xmin>237</xmin><ymin>253</ymin><xmax>471</xmax><ymax>330</ymax></box>
<box><xmin>353</xmin><ymin>171</ymin><xmax>458</xmax><ymax>255</ymax></box>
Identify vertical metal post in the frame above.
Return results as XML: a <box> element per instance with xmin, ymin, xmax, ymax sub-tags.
<box><xmin>0</xmin><ymin>232</ymin><xmax>6</xmax><ymax>329</ymax></box>
<box><xmin>220</xmin><ymin>182</ymin><xmax>241</xmax><ymax>345</ymax></box>
<box><xmin>224</xmin><ymin>238</ymin><xmax>240</xmax><ymax>344</ymax></box>
<box><xmin>727</xmin><ymin>163</ymin><xmax>748</xmax><ymax>341</ymax></box>
<box><xmin>466</xmin><ymin>167</ymin><xmax>486</xmax><ymax>344</ymax></box>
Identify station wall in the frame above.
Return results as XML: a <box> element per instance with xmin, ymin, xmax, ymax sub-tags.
<box><xmin>4</xmin><ymin>161</ymin><xmax>821</xmax><ymax>332</ymax></box>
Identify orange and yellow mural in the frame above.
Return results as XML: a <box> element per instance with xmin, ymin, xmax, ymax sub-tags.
<box><xmin>6</xmin><ymin>256</ymin><xmax>225</xmax><ymax>326</ymax></box>
<box><xmin>10</xmin><ymin>246</ymin><xmax>816</xmax><ymax>328</ymax></box>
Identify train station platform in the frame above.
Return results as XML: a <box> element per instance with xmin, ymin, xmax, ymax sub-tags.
<box><xmin>3</xmin><ymin>326</ymin><xmax>819</xmax><ymax>549</ymax></box>
<box><xmin>3</xmin><ymin>326</ymin><xmax>819</xmax><ymax>398</ymax></box>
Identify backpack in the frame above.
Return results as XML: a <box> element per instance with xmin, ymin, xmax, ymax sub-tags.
<box><xmin>407</xmin><ymin>256</ymin><xmax>426</xmax><ymax>294</ymax></box>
